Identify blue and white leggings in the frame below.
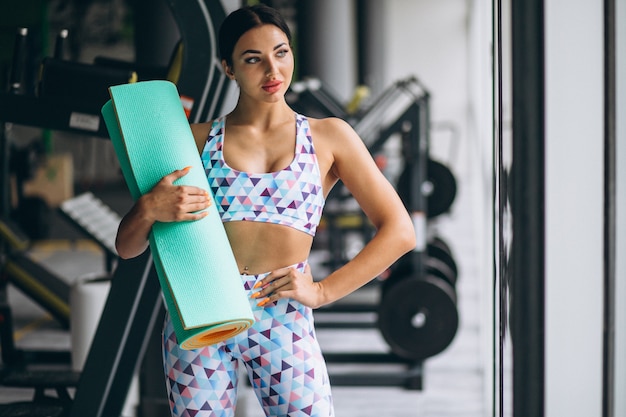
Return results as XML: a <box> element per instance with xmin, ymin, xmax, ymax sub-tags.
<box><xmin>162</xmin><ymin>262</ymin><xmax>335</xmax><ymax>417</ymax></box>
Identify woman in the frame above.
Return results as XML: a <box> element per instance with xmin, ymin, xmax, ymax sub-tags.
<box><xmin>115</xmin><ymin>4</ymin><xmax>415</xmax><ymax>417</ymax></box>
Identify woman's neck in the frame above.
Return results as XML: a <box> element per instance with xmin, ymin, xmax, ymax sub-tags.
<box><xmin>228</xmin><ymin>99</ymin><xmax>294</xmax><ymax>128</ymax></box>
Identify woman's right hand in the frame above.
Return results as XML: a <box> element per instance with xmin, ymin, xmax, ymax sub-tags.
<box><xmin>139</xmin><ymin>166</ymin><xmax>211</xmax><ymax>223</ymax></box>
<box><xmin>115</xmin><ymin>166</ymin><xmax>211</xmax><ymax>259</ymax></box>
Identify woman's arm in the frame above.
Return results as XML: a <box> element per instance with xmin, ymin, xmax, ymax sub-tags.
<box><xmin>313</xmin><ymin>117</ymin><xmax>416</xmax><ymax>305</ymax></box>
<box><xmin>115</xmin><ymin>168</ymin><xmax>211</xmax><ymax>259</ymax></box>
<box><xmin>116</xmin><ymin>123</ymin><xmax>214</xmax><ymax>259</ymax></box>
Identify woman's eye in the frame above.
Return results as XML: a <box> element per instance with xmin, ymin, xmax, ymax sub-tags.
<box><xmin>276</xmin><ymin>49</ymin><xmax>289</xmax><ymax>57</ymax></box>
<box><xmin>245</xmin><ymin>57</ymin><xmax>260</xmax><ymax>64</ymax></box>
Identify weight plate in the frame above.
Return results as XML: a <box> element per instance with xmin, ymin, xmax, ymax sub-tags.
<box><xmin>378</xmin><ymin>276</ymin><xmax>459</xmax><ymax>360</ymax></box>
<box><xmin>426</xmin><ymin>159</ymin><xmax>457</xmax><ymax>218</ymax></box>
<box><xmin>395</xmin><ymin>159</ymin><xmax>457</xmax><ymax>219</ymax></box>
<box><xmin>428</xmin><ymin>236</ymin><xmax>453</xmax><ymax>256</ymax></box>
<box><xmin>427</xmin><ymin>242</ymin><xmax>458</xmax><ymax>279</ymax></box>
<box><xmin>424</xmin><ymin>256</ymin><xmax>457</xmax><ymax>287</ymax></box>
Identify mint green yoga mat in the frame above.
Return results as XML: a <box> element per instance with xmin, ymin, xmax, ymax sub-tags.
<box><xmin>102</xmin><ymin>80</ymin><xmax>254</xmax><ymax>350</ymax></box>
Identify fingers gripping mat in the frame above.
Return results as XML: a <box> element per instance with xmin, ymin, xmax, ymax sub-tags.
<box><xmin>102</xmin><ymin>80</ymin><xmax>254</xmax><ymax>350</ymax></box>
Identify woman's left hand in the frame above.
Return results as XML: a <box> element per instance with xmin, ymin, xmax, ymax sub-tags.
<box><xmin>251</xmin><ymin>264</ymin><xmax>325</xmax><ymax>309</ymax></box>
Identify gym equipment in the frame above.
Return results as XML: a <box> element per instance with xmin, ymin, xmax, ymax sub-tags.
<box><xmin>378</xmin><ymin>274</ymin><xmax>458</xmax><ymax>361</ymax></box>
<box><xmin>0</xmin><ymin>191</ymin><xmax>124</xmax><ymax>366</ymax></box>
<box><xmin>0</xmin><ymin>403</ymin><xmax>64</xmax><ymax>417</ymax></box>
<box><xmin>103</xmin><ymin>80</ymin><xmax>254</xmax><ymax>349</ymax></box>
<box><xmin>0</xmin><ymin>24</ymin><xmax>123</xmax><ymax>414</ymax></box>
<box><xmin>428</xmin><ymin>236</ymin><xmax>459</xmax><ymax>280</ymax></box>
<box><xmin>0</xmin><ymin>252</ymin><xmax>162</xmax><ymax>417</ymax></box>
<box><xmin>304</xmin><ymin>81</ymin><xmax>436</xmax><ymax>389</ymax></box>
<box><xmin>288</xmin><ymin>76</ymin><xmax>458</xmax><ymax>220</ymax></box>
<box><xmin>8</xmin><ymin>140</ymin><xmax>51</xmax><ymax>240</ymax></box>
<box><xmin>320</xmin><ymin>210</ymin><xmax>373</xmax><ymax>271</ymax></box>
<box><xmin>0</xmin><ymin>207</ymin><xmax>114</xmax><ymax>411</ymax></box>
<box><xmin>59</xmin><ymin>192</ymin><xmax>121</xmax><ymax>273</ymax></box>
<box><xmin>398</xmin><ymin>158</ymin><xmax>458</xmax><ymax>218</ymax></box>
<box><xmin>287</xmin><ymin>78</ymin><xmax>349</xmax><ymax>119</ymax></box>
<box><xmin>0</xmin><ymin>1</ymin><xmax>237</xmax><ymax>414</ymax></box>
<box><xmin>38</xmin><ymin>57</ymin><xmax>138</xmax><ymax>106</ymax></box>
<box><xmin>0</xmin><ymin>218</ymin><xmax>71</xmax><ymax>331</ymax></box>
<box><xmin>386</xmin><ymin>249</ymin><xmax>457</xmax><ymax>292</ymax></box>
<box><xmin>0</xmin><ymin>194</ymin><xmax>129</xmax><ymax>412</ymax></box>
<box><xmin>352</xmin><ymin>78</ymin><xmax>456</xmax><ymax>224</ymax></box>
<box><xmin>321</xmin><ymin>236</ymin><xmax>459</xmax><ymax>363</ymax></box>
<box><xmin>0</xmin><ymin>28</ymin><xmax>124</xmax><ymax>140</ymax></box>
<box><xmin>425</xmin><ymin>242</ymin><xmax>459</xmax><ymax>286</ymax></box>
<box><xmin>425</xmin><ymin>251</ymin><xmax>457</xmax><ymax>287</ymax></box>
<box><xmin>326</xmin><ymin>353</ymin><xmax>423</xmax><ymax>390</ymax></box>
<box><xmin>68</xmin><ymin>252</ymin><xmax>163</xmax><ymax>417</ymax></box>
<box><xmin>166</xmin><ymin>0</ymin><xmax>231</xmax><ymax>123</ymax></box>
<box><xmin>0</xmin><ymin>369</ymin><xmax>78</xmax><ymax>407</ymax></box>
<box><xmin>390</xmin><ymin>236</ymin><xmax>458</xmax><ymax>289</ymax></box>
<box><xmin>378</xmin><ymin>238</ymin><xmax>459</xmax><ymax>361</ymax></box>
<box><xmin>7</xmin><ymin>28</ymin><xmax>29</xmax><ymax>95</ymax></box>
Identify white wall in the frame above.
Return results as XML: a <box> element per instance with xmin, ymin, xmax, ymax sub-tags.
<box><xmin>466</xmin><ymin>0</ymin><xmax>496</xmax><ymax>414</ymax></box>
<box><xmin>383</xmin><ymin>0</ymin><xmax>471</xmax><ymax>174</ymax></box>
<box><xmin>544</xmin><ymin>1</ymin><xmax>605</xmax><ymax>416</ymax></box>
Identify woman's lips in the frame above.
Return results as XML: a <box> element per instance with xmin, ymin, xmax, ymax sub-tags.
<box><xmin>262</xmin><ymin>81</ymin><xmax>282</xmax><ymax>93</ymax></box>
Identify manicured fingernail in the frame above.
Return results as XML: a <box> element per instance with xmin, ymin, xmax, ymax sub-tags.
<box><xmin>253</xmin><ymin>281</ymin><xmax>263</xmax><ymax>289</ymax></box>
<box><xmin>183</xmin><ymin>166</ymin><xmax>192</xmax><ymax>171</ymax></box>
<box><xmin>250</xmin><ymin>292</ymin><xmax>261</xmax><ymax>299</ymax></box>
<box><xmin>257</xmin><ymin>298</ymin><xmax>270</xmax><ymax>307</ymax></box>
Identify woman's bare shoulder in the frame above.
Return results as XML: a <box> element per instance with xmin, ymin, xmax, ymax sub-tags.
<box><xmin>306</xmin><ymin>116</ymin><xmax>357</xmax><ymax>144</ymax></box>
<box><xmin>306</xmin><ymin>115</ymin><xmax>351</xmax><ymax>132</ymax></box>
<box><xmin>190</xmin><ymin>121</ymin><xmax>214</xmax><ymax>153</ymax></box>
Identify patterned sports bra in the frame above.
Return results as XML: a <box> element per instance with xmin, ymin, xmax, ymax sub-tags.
<box><xmin>201</xmin><ymin>113</ymin><xmax>325</xmax><ymax>237</ymax></box>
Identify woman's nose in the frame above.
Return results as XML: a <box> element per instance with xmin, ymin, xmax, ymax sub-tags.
<box><xmin>265</xmin><ymin>58</ymin><xmax>278</xmax><ymax>77</ymax></box>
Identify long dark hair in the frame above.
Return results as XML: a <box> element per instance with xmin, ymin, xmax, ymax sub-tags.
<box><xmin>218</xmin><ymin>4</ymin><xmax>292</xmax><ymax>67</ymax></box>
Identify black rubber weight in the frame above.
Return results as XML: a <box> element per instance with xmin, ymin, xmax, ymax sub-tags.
<box><xmin>378</xmin><ymin>275</ymin><xmax>459</xmax><ymax>360</ymax></box>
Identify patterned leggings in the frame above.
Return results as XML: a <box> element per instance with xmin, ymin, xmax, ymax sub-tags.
<box><xmin>162</xmin><ymin>262</ymin><xmax>335</xmax><ymax>417</ymax></box>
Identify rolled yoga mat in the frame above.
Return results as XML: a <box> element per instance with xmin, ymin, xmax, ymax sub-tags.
<box><xmin>102</xmin><ymin>80</ymin><xmax>254</xmax><ymax>350</ymax></box>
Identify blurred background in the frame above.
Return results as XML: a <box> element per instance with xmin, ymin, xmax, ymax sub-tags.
<box><xmin>0</xmin><ymin>1</ymin><xmax>623</xmax><ymax>417</ymax></box>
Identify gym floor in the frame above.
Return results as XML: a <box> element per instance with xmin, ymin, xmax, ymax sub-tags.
<box><xmin>0</xmin><ymin>123</ymin><xmax>487</xmax><ymax>417</ymax></box>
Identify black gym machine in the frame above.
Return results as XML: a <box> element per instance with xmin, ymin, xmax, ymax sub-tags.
<box><xmin>0</xmin><ymin>1</ymin><xmax>230</xmax><ymax>416</ymax></box>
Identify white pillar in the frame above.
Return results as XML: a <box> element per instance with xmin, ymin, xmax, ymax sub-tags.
<box><xmin>299</xmin><ymin>0</ymin><xmax>357</xmax><ymax>103</ymax></box>
<box><xmin>544</xmin><ymin>1</ymin><xmax>604</xmax><ymax>416</ymax></box>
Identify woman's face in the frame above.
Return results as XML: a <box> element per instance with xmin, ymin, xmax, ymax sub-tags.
<box><xmin>226</xmin><ymin>24</ymin><xmax>294</xmax><ymax>103</ymax></box>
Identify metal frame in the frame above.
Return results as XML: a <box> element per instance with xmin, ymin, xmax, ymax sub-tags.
<box><xmin>166</xmin><ymin>0</ymin><xmax>231</xmax><ymax>122</ymax></box>
<box><xmin>510</xmin><ymin>0</ymin><xmax>545</xmax><ymax>415</ymax></box>
<box><xmin>602</xmin><ymin>1</ymin><xmax>616</xmax><ymax>416</ymax></box>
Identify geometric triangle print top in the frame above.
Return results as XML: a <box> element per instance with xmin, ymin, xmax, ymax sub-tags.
<box><xmin>201</xmin><ymin>113</ymin><xmax>325</xmax><ymax>237</ymax></box>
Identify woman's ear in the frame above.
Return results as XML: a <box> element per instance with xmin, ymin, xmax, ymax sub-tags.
<box><xmin>222</xmin><ymin>60</ymin><xmax>235</xmax><ymax>80</ymax></box>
